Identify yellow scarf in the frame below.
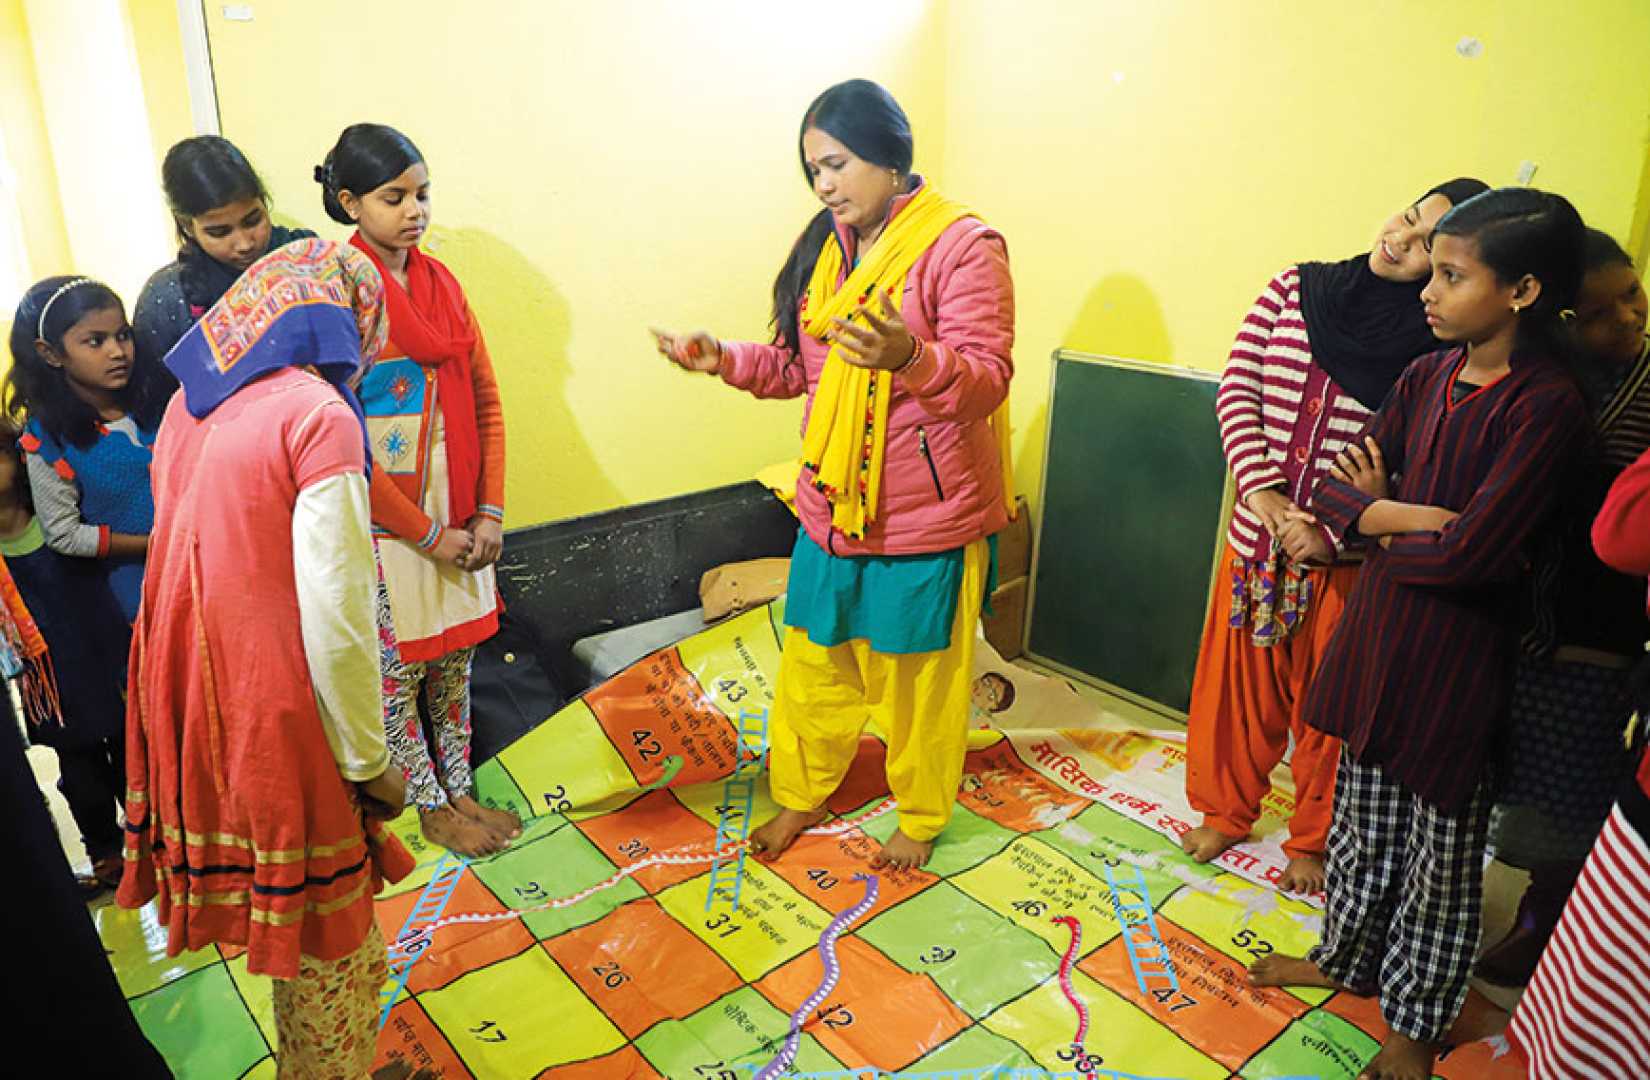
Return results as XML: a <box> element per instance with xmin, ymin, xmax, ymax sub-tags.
<box><xmin>801</xmin><ymin>187</ymin><xmax>1015</xmax><ymax>538</ymax></box>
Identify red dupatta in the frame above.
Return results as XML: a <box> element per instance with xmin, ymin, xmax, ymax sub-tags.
<box><xmin>349</xmin><ymin>233</ymin><xmax>482</xmax><ymax>527</ymax></box>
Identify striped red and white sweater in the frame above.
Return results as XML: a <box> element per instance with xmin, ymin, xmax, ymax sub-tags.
<box><xmin>1216</xmin><ymin>266</ymin><xmax>1372</xmax><ymax>561</ymax></box>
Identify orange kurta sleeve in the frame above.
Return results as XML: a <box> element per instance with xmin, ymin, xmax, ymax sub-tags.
<box><xmin>369</xmin><ymin>464</ymin><xmax>441</xmax><ymax>549</ymax></box>
<box><xmin>466</xmin><ymin>304</ymin><xmax>506</xmax><ymax>524</ymax></box>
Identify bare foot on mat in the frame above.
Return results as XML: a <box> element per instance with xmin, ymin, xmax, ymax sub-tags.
<box><xmin>1180</xmin><ymin>824</ymin><xmax>1243</xmax><ymax>863</ymax></box>
<box><xmin>453</xmin><ymin>793</ymin><xmax>522</xmax><ymax>844</ymax></box>
<box><xmin>1278</xmin><ymin>854</ymin><xmax>1326</xmax><ymax>894</ymax></box>
<box><xmin>748</xmin><ymin>807</ymin><xmax>827</xmax><ymax>862</ymax></box>
<box><xmin>1357</xmin><ymin>1032</ymin><xmax>1436</xmax><ymax>1080</ymax></box>
<box><xmin>871</xmin><ymin>828</ymin><xmax>933</xmax><ymax>871</ymax></box>
<box><xmin>421</xmin><ymin>804</ymin><xmax>504</xmax><ymax>858</ymax></box>
<box><xmin>1249</xmin><ymin>953</ymin><xmax>1348</xmax><ymax>990</ymax></box>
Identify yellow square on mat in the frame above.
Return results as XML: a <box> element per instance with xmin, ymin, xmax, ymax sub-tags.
<box><xmin>949</xmin><ymin>836</ymin><xmax>1124</xmax><ymax>956</ymax></box>
<box><xmin>980</xmin><ymin>965</ymin><xmax>1226</xmax><ymax>1080</ymax></box>
<box><xmin>224</xmin><ymin>951</ymin><xmax>278</xmax><ymax>1051</ymax></box>
<box><xmin>496</xmin><ymin>699</ymin><xmax>637</xmax><ymax>814</ymax></box>
<box><xmin>1157</xmin><ymin>871</ymin><xmax>1331</xmax><ymax>1006</ymax></box>
<box><xmin>417</xmin><ymin>946</ymin><xmax>623</xmax><ymax>1079</ymax></box>
<box><xmin>675</xmin><ymin>604</ymin><xmax>784</xmax><ymax>717</ymax></box>
<box><xmin>93</xmin><ymin>900</ymin><xmax>220</xmax><ymax>998</ymax></box>
<box><xmin>656</xmin><ymin>861</ymin><xmax>832</xmax><ymax>983</ymax></box>
<box><xmin>672</xmin><ymin>771</ymin><xmax>782</xmax><ymax>831</ymax></box>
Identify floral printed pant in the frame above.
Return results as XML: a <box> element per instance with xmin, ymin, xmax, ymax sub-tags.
<box><xmin>375</xmin><ymin>578</ymin><xmax>477</xmax><ymax>810</ymax></box>
<box><xmin>271</xmin><ymin>925</ymin><xmax>387</xmax><ymax>1079</ymax></box>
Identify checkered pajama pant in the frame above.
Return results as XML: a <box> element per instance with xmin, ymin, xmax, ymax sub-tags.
<box><xmin>1307</xmin><ymin>747</ymin><xmax>1490</xmax><ymax>1042</ymax></box>
<box><xmin>377</xmin><ymin>578</ymin><xmax>478</xmax><ymax>811</ymax></box>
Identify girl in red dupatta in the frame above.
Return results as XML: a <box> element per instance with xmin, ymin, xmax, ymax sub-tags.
<box><xmin>317</xmin><ymin>123</ymin><xmax>518</xmax><ymax>858</ymax></box>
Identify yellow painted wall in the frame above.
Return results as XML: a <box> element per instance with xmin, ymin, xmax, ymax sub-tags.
<box><xmin>14</xmin><ymin>1</ymin><xmax>1647</xmax><ymax>527</ymax></box>
<box><xmin>943</xmin><ymin>1</ymin><xmax>1650</xmax><ymax>500</ymax></box>
<box><xmin>127</xmin><ymin>0</ymin><xmax>197</xmax><ymax>180</ymax></box>
<box><xmin>204</xmin><ymin>0</ymin><xmax>943</xmax><ymax>526</ymax></box>
<box><xmin>23</xmin><ymin>0</ymin><xmax>174</xmax><ymax>303</ymax></box>
<box><xmin>0</xmin><ymin>0</ymin><xmax>70</xmax><ymax>311</ymax></box>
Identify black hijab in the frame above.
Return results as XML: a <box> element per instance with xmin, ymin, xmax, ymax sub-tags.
<box><xmin>1298</xmin><ymin>178</ymin><xmax>1489</xmax><ymax>410</ymax></box>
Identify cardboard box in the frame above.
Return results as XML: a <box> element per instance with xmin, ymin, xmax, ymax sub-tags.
<box><xmin>700</xmin><ymin>558</ymin><xmax>791</xmax><ymax>621</ymax></box>
<box><xmin>997</xmin><ymin>496</ymin><xmax>1033</xmax><ymax>582</ymax></box>
<box><xmin>982</xmin><ymin>576</ymin><xmax>1028</xmax><ymax>661</ymax></box>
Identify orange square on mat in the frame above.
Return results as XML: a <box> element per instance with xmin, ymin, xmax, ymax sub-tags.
<box><xmin>538</xmin><ymin>1045</ymin><xmax>664</xmax><ymax>1079</ymax></box>
<box><xmin>763</xmin><ymin>829</ymin><xmax>938</xmax><ymax>923</ymax></box>
<box><xmin>1078</xmin><ymin>915</ymin><xmax>1311</xmax><ymax>1071</ymax></box>
<box><xmin>376</xmin><ymin>871</ymin><xmax>536</xmax><ymax>995</ymax></box>
<box><xmin>958</xmin><ymin>741</ymin><xmax>1092</xmax><ymax>833</ymax></box>
<box><xmin>753</xmin><ymin>935</ymin><xmax>971</xmax><ymax>1072</ymax></box>
<box><xmin>542</xmin><ymin>897</ymin><xmax>742</xmax><ymax>1040</ymax></box>
<box><xmin>1322</xmin><ymin>987</ymin><xmax>1387</xmax><ymax>1040</ymax></box>
<box><xmin>574</xmin><ymin>789</ymin><xmax>718</xmax><ymax>893</ymax></box>
<box><xmin>823</xmin><ymin>738</ymin><xmax>891</xmax><ymax>815</ymax></box>
<box><xmin>373</xmin><ymin>998</ymin><xmax>468</xmax><ymax>1078</ymax></box>
<box><xmin>585</xmin><ymin>648</ymin><xmax>742</xmax><ymax>787</ymax></box>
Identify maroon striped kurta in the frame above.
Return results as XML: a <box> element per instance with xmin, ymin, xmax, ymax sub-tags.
<box><xmin>1304</xmin><ymin>347</ymin><xmax>1589</xmax><ymax>811</ymax></box>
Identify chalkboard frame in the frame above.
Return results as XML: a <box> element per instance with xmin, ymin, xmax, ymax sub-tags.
<box><xmin>1022</xmin><ymin>350</ymin><xmax>1233</xmax><ymax>720</ymax></box>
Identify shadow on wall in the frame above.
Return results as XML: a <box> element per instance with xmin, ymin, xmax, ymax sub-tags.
<box><xmin>434</xmin><ymin>226</ymin><xmax>621</xmax><ymax>523</ymax></box>
<box><xmin>1013</xmin><ymin>272</ymin><xmax>1176</xmax><ymax>498</ymax></box>
<box><xmin>1064</xmin><ymin>272</ymin><xmax>1174</xmax><ymax>364</ymax></box>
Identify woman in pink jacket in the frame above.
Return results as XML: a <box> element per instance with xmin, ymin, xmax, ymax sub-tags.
<box><xmin>653</xmin><ymin>79</ymin><xmax>1015</xmax><ymax>870</ymax></box>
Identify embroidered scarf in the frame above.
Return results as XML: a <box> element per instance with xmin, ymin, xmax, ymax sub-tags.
<box><xmin>165</xmin><ymin>238</ymin><xmax>387</xmax><ymax>474</ymax></box>
<box><xmin>177</xmin><ymin>224</ymin><xmax>315</xmax><ymax>318</ymax></box>
<box><xmin>349</xmin><ymin>234</ymin><xmax>483</xmax><ymax>527</ymax></box>
<box><xmin>0</xmin><ymin>556</ymin><xmax>60</xmax><ymax>725</ymax></box>
<box><xmin>801</xmin><ymin>186</ymin><xmax>1014</xmax><ymax>538</ymax></box>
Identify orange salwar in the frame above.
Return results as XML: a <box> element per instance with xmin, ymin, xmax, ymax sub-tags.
<box><xmin>1185</xmin><ymin>542</ymin><xmax>1358</xmax><ymax>859</ymax></box>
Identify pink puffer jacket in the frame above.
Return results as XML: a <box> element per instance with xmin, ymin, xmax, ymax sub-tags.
<box><xmin>721</xmin><ymin>181</ymin><xmax>1015</xmax><ymax>557</ymax></box>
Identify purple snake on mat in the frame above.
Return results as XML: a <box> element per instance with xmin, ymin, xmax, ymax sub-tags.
<box><xmin>753</xmin><ymin>873</ymin><xmax>880</xmax><ymax>1080</ymax></box>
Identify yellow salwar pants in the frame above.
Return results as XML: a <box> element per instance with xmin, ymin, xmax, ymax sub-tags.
<box><xmin>769</xmin><ymin>537</ymin><xmax>989</xmax><ymax>842</ymax></box>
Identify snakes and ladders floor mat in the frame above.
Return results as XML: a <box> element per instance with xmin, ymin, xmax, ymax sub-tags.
<box><xmin>98</xmin><ymin>602</ymin><xmax>1526</xmax><ymax>1080</ymax></box>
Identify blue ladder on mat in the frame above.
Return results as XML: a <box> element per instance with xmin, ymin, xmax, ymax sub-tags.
<box><xmin>704</xmin><ymin>706</ymin><xmax>770</xmax><ymax>913</ymax></box>
<box><xmin>1104</xmin><ymin>862</ymin><xmax>1180</xmax><ymax>996</ymax></box>
<box><xmin>377</xmin><ymin>850</ymin><xmax>470</xmax><ymax>1028</ymax></box>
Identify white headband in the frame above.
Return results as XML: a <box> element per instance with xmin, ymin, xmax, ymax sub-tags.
<box><xmin>35</xmin><ymin>278</ymin><xmax>96</xmax><ymax>342</ymax></box>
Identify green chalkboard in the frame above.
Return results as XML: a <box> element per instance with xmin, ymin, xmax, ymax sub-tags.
<box><xmin>1025</xmin><ymin>352</ymin><xmax>1229</xmax><ymax>717</ymax></box>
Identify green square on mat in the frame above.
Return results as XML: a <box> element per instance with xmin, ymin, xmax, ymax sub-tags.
<box><xmin>1239</xmin><ymin>1007</ymin><xmax>1382</xmax><ymax>1079</ymax></box>
<box><xmin>907</xmin><ymin>1022</ymin><xmax>1041</xmax><ymax>1072</ymax></box>
<box><xmin>1034</xmin><ymin>799</ymin><xmax>1218</xmax><ymax>901</ymax></box>
<box><xmin>128</xmin><ymin>962</ymin><xmax>270</xmax><ymax>1080</ymax></box>
<box><xmin>472</xmin><ymin>757</ymin><xmax>534</xmax><ymax>823</ymax></box>
<box><xmin>856</xmin><ymin>880</ymin><xmax>1060</xmax><ymax>1019</ymax></box>
<box><xmin>467</xmin><ymin>821</ymin><xmax>645</xmax><ymax>939</ymax></box>
<box><xmin>635</xmin><ymin>986</ymin><xmax>842</xmax><ymax>1078</ymax></box>
<box><xmin>855</xmin><ymin>800</ymin><xmax>1019</xmax><ymax>878</ymax></box>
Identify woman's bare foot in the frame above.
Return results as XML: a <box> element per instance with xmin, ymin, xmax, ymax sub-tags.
<box><xmin>748</xmin><ymin>807</ymin><xmax>827</xmax><ymax>862</ymax></box>
<box><xmin>871</xmin><ymin>828</ymin><xmax>933</xmax><ymax>870</ymax></box>
<box><xmin>452</xmin><ymin>793</ymin><xmax>522</xmax><ymax>845</ymax></box>
<box><xmin>1278</xmin><ymin>854</ymin><xmax>1326</xmax><ymax>894</ymax></box>
<box><xmin>1248</xmin><ymin>953</ymin><xmax>1347</xmax><ymax>990</ymax></box>
<box><xmin>421</xmin><ymin>804</ymin><xmax>504</xmax><ymax>857</ymax></box>
<box><xmin>1358</xmin><ymin>1032</ymin><xmax>1436</xmax><ymax>1080</ymax></box>
<box><xmin>1181</xmin><ymin>825</ymin><xmax>1243</xmax><ymax>863</ymax></box>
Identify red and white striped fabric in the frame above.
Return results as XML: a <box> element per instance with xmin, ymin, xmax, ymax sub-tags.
<box><xmin>1217</xmin><ymin>266</ymin><xmax>1372</xmax><ymax>561</ymax></box>
<box><xmin>1508</xmin><ymin>751</ymin><xmax>1650</xmax><ymax>1080</ymax></box>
